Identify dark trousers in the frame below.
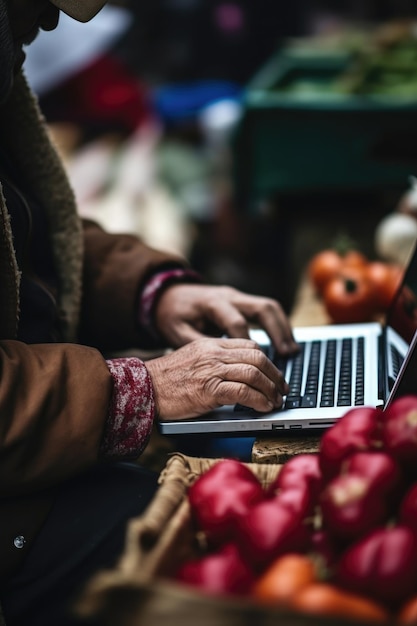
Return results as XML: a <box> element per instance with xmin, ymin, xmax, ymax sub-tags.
<box><xmin>0</xmin><ymin>463</ymin><xmax>159</xmax><ymax>626</ymax></box>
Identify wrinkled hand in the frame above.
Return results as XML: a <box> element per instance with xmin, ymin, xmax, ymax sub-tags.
<box><xmin>145</xmin><ymin>337</ymin><xmax>289</xmax><ymax>420</ymax></box>
<box><xmin>154</xmin><ymin>284</ymin><xmax>298</xmax><ymax>356</ymax></box>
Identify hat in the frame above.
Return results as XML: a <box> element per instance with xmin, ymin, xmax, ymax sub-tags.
<box><xmin>50</xmin><ymin>0</ymin><xmax>107</xmax><ymax>22</ymax></box>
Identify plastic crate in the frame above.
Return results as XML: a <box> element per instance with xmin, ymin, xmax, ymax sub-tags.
<box><xmin>232</xmin><ymin>49</ymin><xmax>417</xmax><ymax>213</ymax></box>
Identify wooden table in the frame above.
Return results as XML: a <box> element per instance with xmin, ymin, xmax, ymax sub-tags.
<box><xmin>289</xmin><ymin>272</ymin><xmax>329</xmax><ymax>328</ymax></box>
<box><xmin>251</xmin><ymin>273</ymin><xmax>329</xmax><ymax>464</ymax></box>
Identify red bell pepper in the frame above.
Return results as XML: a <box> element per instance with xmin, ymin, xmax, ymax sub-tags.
<box><xmin>188</xmin><ymin>459</ymin><xmax>266</xmax><ymax>546</ymax></box>
<box><xmin>320</xmin><ymin>473</ymin><xmax>390</xmax><ymax>542</ymax></box>
<box><xmin>337</xmin><ymin>525</ymin><xmax>417</xmax><ymax>609</ymax></box>
<box><xmin>341</xmin><ymin>450</ymin><xmax>403</xmax><ymax>506</ymax></box>
<box><xmin>175</xmin><ymin>542</ymin><xmax>255</xmax><ymax>596</ymax></box>
<box><xmin>268</xmin><ymin>453</ymin><xmax>322</xmax><ymax>502</ymax></box>
<box><xmin>381</xmin><ymin>395</ymin><xmax>417</xmax><ymax>475</ymax></box>
<box><xmin>319</xmin><ymin>406</ymin><xmax>382</xmax><ymax>481</ymax></box>
<box><xmin>276</xmin><ymin>482</ymin><xmax>317</xmax><ymax>519</ymax></box>
<box><xmin>236</xmin><ymin>497</ymin><xmax>311</xmax><ymax>571</ymax></box>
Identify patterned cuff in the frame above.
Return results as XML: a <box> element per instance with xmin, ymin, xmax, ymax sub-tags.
<box><xmin>100</xmin><ymin>357</ymin><xmax>155</xmax><ymax>460</ymax></box>
<box><xmin>138</xmin><ymin>268</ymin><xmax>202</xmax><ymax>334</ymax></box>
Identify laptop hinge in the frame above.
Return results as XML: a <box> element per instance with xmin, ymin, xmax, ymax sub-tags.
<box><xmin>378</xmin><ymin>327</ymin><xmax>389</xmax><ymax>404</ymax></box>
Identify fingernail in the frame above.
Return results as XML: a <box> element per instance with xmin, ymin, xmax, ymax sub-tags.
<box><xmin>279</xmin><ymin>385</ymin><xmax>289</xmax><ymax>400</ymax></box>
<box><xmin>267</xmin><ymin>401</ymin><xmax>274</xmax><ymax>410</ymax></box>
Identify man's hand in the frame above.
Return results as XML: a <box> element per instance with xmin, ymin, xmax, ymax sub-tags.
<box><xmin>145</xmin><ymin>337</ymin><xmax>289</xmax><ymax>420</ymax></box>
<box><xmin>154</xmin><ymin>284</ymin><xmax>298</xmax><ymax>356</ymax></box>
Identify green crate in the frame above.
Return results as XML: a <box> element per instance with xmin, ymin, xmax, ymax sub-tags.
<box><xmin>232</xmin><ymin>49</ymin><xmax>417</xmax><ymax>213</ymax></box>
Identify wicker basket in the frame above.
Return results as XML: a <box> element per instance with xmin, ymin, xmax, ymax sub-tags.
<box><xmin>77</xmin><ymin>453</ymin><xmax>394</xmax><ymax>626</ymax></box>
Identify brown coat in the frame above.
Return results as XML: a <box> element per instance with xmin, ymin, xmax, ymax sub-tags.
<box><xmin>0</xmin><ymin>73</ymin><xmax>188</xmax><ymax>580</ymax></box>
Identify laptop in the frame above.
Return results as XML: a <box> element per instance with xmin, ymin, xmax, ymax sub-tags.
<box><xmin>158</xmin><ymin>242</ymin><xmax>417</xmax><ymax>436</ymax></box>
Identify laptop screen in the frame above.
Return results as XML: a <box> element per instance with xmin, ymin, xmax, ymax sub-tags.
<box><xmin>386</xmin><ymin>243</ymin><xmax>417</xmax><ymax>345</ymax></box>
<box><xmin>384</xmin><ymin>243</ymin><xmax>417</xmax><ymax>403</ymax></box>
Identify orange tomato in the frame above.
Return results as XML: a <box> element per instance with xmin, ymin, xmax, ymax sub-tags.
<box><xmin>322</xmin><ymin>267</ymin><xmax>378</xmax><ymax>324</ymax></box>
<box><xmin>252</xmin><ymin>553</ymin><xmax>317</xmax><ymax>605</ymax></box>
<box><xmin>289</xmin><ymin>583</ymin><xmax>390</xmax><ymax>623</ymax></box>
<box><xmin>343</xmin><ymin>249</ymin><xmax>369</xmax><ymax>269</ymax></box>
<box><xmin>308</xmin><ymin>250</ymin><xmax>345</xmax><ymax>294</ymax></box>
<box><xmin>365</xmin><ymin>262</ymin><xmax>404</xmax><ymax>311</ymax></box>
<box><xmin>308</xmin><ymin>249</ymin><xmax>368</xmax><ymax>295</ymax></box>
<box><xmin>398</xmin><ymin>595</ymin><xmax>417</xmax><ymax>624</ymax></box>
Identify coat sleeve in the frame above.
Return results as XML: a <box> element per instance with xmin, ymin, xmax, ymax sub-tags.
<box><xmin>0</xmin><ymin>340</ymin><xmax>113</xmax><ymax>497</ymax></box>
<box><xmin>79</xmin><ymin>220</ymin><xmax>191</xmax><ymax>351</ymax></box>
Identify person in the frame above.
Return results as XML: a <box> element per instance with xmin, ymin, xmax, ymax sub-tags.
<box><xmin>0</xmin><ymin>1</ymin><xmax>298</xmax><ymax>624</ymax></box>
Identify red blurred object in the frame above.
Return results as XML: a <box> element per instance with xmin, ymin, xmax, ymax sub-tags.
<box><xmin>175</xmin><ymin>542</ymin><xmax>255</xmax><ymax>596</ymax></box>
<box><xmin>381</xmin><ymin>395</ymin><xmax>417</xmax><ymax>475</ymax></box>
<box><xmin>320</xmin><ymin>473</ymin><xmax>390</xmax><ymax>542</ymax></box>
<box><xmin>319</xmin><ymin>406</ymin><xmax>382</xmax><ymax>481</ymax></box>
<box><xmin>188</xmin><ymin>459</ymin><xmax>265</xmax><ymax>547</ymax></box>
<box><xmin>41</xmin><ymin>54</ymin><xmax>151</xmax><ymax>134</ymax></box>
<box><xmin>235</xmin><ymin>497</ymin><xmax>311</xmax><ymax>571</ymax></box>
<box><xmin>337</xmin><ymin>526</ymin><xmax>417</xmax><ymax>609</ymax></box>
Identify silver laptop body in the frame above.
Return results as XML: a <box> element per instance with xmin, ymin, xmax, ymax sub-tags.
<box><xmin>158</xmin><ymin>245</ymin><xmax>417</xmax><ymax>436</ymax></box>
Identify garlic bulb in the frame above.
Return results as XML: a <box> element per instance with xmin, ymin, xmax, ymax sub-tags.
<box><xmin>375</xmin><ymin>212</ymin><xmax>417</xmax><ymax>266</ymax></box>
<box><xmin>397</xmin><ymin>176</ymin><xmax>417</xmax><ymax>215</ymax></box>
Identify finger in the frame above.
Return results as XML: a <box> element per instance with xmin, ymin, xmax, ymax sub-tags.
<box><xmin>171</xmin><ymin>324</ymin><xmax>259</xmax><ymax>349</ymax></box>
<box><xmin>196</xmin><ymin>291</ymin><xmax>298</xmax><ymax>357</ymax></box>
<box><xmin>169</xmin><ymin>321</ymin><xmax>207</xmax><ymax>346</ymax></box>
<box><xmin>219</xmin><ymin>344</ymin><xmax>282</xmax><ymax>379</ymax></box>
<box><xmin>260</xmin><ymin>312</ymin><xmax>298</xmax><ymax>356</ymax></box>
<box><xmin>217</xmin><ymin>348</ymin><xmax>289</xmax><ymax>398</ymax></box>
<box><xmin>203</xmin><ymin>300</ymin><xmax>252</xmax><ymax>340</ymax></box>
<box><xmin>215</xmin><ymin>378</ymin><xmax>285</xmax><ymax>413</ymax></box>
<box><xmin>219</xmin><ymin>337</ymin><xmax>262</xmax><ymax>350</ymax></box>
<box><xmin>238</xmin><ymin>298</ymin><xmax>298</xmax><ymax>356</ymax></box>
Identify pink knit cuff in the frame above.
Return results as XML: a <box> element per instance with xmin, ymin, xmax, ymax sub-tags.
<box><xmin>138</xmin><ymin>268</ymin><xmax>201</xmax><ymax>332</ymax></box>
<box><xmin>101</xmin><ymin>357</ymin><xmax>155</xmax><ymax>460</ymax></box>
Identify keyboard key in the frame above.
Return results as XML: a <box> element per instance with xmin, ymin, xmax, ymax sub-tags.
<box><xmin>285</xmin><ymin>397</ymin><xmax>301</xmax><ymax>409</ymax></box>
<box><xmin>305</xmin><ymin>341</ymin><xmax>321</xmax><ymax>395</ymax></box>
<box><xmin>320</xmin><ymin>398</ymin><xmax>334</xmax><ymax>407</ymax></box>
<box><xmin>337</xmin><ymin>398</ymin><xmax>352</xmax><ymax>406</ymax></box>
<box><xmin>320</xmin><ymin>339</ymin><xmax>336</xmax><ymax>407</ymax></box>
<box><xmin>337</xmin><ymin>338</ymin><xmax>352</xmax><ymax>406</ymax></box>
<box><xmin>301</xmin><ymin>393</ymin><xmax>317</xmax><ymax>408</ymax></box>
<box><xmin>354</xmin><ymin>337</ymin><xmax>365</xmax><ymax>406</ymax></box>
<box><xmin>390</xmin><ymin>344</ymin><xmax>404</xmax><ymax>378</ymax></box>
<box><xmin>287</xmin><ymin>345</ymin><xmax>305</xmax><ymax>398</ymax></box>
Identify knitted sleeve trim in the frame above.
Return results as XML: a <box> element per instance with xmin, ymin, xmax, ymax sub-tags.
<box><xmin>101</xmin><ymin>357</ymin><xmax>155</xmax><ymax>459</ymax></box>
<box><xmin>138</xmin><ymin>268</ymin><xmax>202</xmax><ymax>335</ymax></box>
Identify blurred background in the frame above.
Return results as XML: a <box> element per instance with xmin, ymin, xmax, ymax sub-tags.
<box><xmin>24</xmin><ymin>0</ymin><xmax>417</xmax><ymax>314</ymax></box>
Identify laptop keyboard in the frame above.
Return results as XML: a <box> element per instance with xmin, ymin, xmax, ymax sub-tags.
<box><xmin>390</xmin><ymin>343</ymin><xmax>404</xmax><ymax>379</ymax></box>
<box><xmin>235</xmin><ymin>337</ymin><xmax>365</xmax><ymax>413</ymax></box>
